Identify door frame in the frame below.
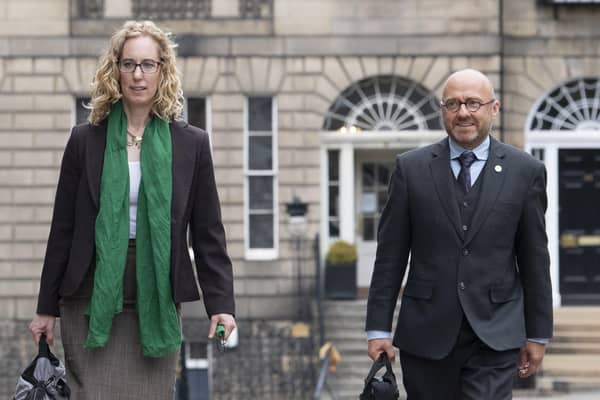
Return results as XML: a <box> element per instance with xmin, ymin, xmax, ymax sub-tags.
<box><xmin>319</xmin><ymin>130</ymin><xmax>446</xmax><ymax>292</ymax></box>
<box><xmin>525</xmin><ymin>130</ymin><xmax>600</xmax><ymax>307</ymax></box>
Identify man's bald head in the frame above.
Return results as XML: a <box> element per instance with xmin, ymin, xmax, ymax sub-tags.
<box><xmin>440</xmin><ymin>68</ymin><xmax>500</xmax><ymax>149</ymax></box>
<box><xmin>442</xmin><ymin>69</ymin><xmax>496</xmax><ymax>100</ymax></box>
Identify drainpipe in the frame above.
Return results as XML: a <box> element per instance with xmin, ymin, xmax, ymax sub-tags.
<box><xmin>499</xmin><ymin>0</ymin><xmax>505</xmax><ymax>143</ymax></box>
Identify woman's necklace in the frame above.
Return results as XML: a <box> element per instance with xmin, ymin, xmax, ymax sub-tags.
<box><xmin>127</xmin><ymin>130</ymin><xmax>143</xmax><ymax>148</ymax></box>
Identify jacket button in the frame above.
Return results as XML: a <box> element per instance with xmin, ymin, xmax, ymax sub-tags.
<box><xmin>462</xmin><ymin>225</ymin><xmax>468</xmax><ymax>231</ymax></box>
<box><xmin>459</xmin><ymin>282</ymin><xmax>466</xmax><ymax>290</ymax></box>
<box><xmin>463</xmin><ymin>249</ymin><xmax>469</xmax><ymax>256</ymax></box>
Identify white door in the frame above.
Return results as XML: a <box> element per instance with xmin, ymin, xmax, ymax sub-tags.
<box><xmin>356</xmin><ymin>152</ymin><xmax>396</xmax><ymax>289</ymax></box>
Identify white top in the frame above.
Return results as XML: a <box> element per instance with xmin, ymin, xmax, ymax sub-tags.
<box><xmin>129</xmin><ymin>161</ymin><xmax>141</xmax><ymax>239</ymax></box>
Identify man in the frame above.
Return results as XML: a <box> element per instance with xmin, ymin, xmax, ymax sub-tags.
<box><xmin>365</xmin><ymin>69</ymin><xmax>553</xmax><ymax>399</ymax></box>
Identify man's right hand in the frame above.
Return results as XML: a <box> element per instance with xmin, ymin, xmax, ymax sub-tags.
<box><xmin>29</xmin><ymin>314</ymin><xmax>56</xmax><ymax>345</ymax></box>
<box><xmin>368</xmin><ymin>338</ymin><xmax>396</xmax><ymax>362</ymax></box>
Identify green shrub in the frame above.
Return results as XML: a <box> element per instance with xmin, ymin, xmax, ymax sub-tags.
<box><xmin>326</xmin><ymin>240</ymin><xmax>358</xmax><ymax>265</ymax></box>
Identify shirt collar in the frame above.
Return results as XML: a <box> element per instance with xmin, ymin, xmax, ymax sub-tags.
<box><xmin>449</xmin><ymin>135</ymin><xmax>490</xmax><ymax>161</ymax></box>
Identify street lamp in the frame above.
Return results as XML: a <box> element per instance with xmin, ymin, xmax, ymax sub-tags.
<box><xmin>286</xmin><ymin>196</ymin><xmax>309</xmax><ymax>326</ymax></box>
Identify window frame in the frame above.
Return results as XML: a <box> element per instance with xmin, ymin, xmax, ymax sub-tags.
<box><xmin>244</xmin><ymin>96</ymin><xmax>278</xmax><ymax>260</ymax></box>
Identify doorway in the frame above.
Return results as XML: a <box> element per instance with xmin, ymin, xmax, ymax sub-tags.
<box><xmin>355</xmin><ymin>150</ymin><xmax>398</xmax><ymax>293</ymax></box>
<box><xmin>559</xmin><ymin>148</ymin><xmax>600</xmax><ymax>304</ymax></box>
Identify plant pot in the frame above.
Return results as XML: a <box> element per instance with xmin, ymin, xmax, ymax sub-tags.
<box><xmin>325</xmin><ymin>261</ymin><xmax>357</xmax><ymax>300</ymax></box>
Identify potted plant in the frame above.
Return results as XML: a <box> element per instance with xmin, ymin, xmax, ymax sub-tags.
<box><xmin>325</xmin><ymin>240</ymin><xmax>357</xmax><ymax>299</ymax></box>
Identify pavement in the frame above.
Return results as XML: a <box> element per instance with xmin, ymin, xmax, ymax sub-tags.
<box><xmin>513</xmin><ymin>390</ymin><xmax>600</xmax><ymax>399</ymax></box>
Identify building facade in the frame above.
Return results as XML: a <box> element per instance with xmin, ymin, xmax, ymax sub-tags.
<box><xmin>1</xmin><ymin>0</ymin><xmax>600</xmax><ymax>396</ymax></box>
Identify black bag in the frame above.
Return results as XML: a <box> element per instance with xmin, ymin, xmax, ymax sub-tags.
<box><xmin>14</xmin><ymin>335</ymin><xmax>71</xmax><ymax>400</ymax></box>
<box><xmin>359</xmin><ymin>352</ymin><xmax>399</xmax><ymax>400</ymax></box>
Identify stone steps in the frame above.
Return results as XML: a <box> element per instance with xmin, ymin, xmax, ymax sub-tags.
<box><xmin>539</xmin><ymin>307</ymin><xmax>600</xmax><ymax>393</ymax></box>
<box><xmin>321</xmin><ymin>299</ymin><xmax>404</xmax><ymax>400</ymax></box>
<box><xmin>321</xmin><ymin>304</ymin><xmax>600</xmax><ymax>397</ymax></box>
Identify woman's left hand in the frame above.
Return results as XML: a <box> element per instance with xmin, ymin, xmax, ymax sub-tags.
<box><xmin>208</xmin><ymin>313</ymin><xmax>237</xmax><ymax>341</ymax></box>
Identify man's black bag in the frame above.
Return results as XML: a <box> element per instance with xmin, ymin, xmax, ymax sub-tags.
<box><xmin>14</xmin><ymin>335</ymin><xmax>71</xmax><ymax>400</ymax></box>
<box><xmin>359</xmin><ymin>352</ymin><xmax>399</xmax><ymax>400</ymax></box>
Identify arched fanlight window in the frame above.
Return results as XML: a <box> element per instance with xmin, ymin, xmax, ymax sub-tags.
<box><xmin>529</xmin><ymin>78</ymin><xmax>600</xmax><ymax>131</ymax></box>
<box><xmin>322</xmin><ymin>75</ymin><xmax>442</xmax><ymax>131</ymax></box>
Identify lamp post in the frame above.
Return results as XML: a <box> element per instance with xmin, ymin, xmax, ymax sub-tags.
<box><xmin>286</xmin><ymin>196</ymin><xmax>309</xmax><ymax>322</ymax></box>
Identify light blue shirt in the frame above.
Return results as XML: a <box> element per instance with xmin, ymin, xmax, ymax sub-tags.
<box><xmin>367</xmin><ymin>135</ymin><xmax>548</xmax><ymax>345</ymax></box>
<box><xmin>448</xmin><ymin>135</ymin><xmax>489</xmax><ymax>185</ymax></box>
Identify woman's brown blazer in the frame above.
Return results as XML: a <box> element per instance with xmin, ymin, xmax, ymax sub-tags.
<box><xmin>36</xmin><ymin>119</ymin><xmax>235</xmax><ymax>318</ymax></box>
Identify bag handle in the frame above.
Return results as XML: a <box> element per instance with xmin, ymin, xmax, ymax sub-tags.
<box><xmin>364</xmin><ymin>352</ymin><xmax>396</xmax><ymax>385</ymax></box>
<box><xmin>38</xmin><ymin>334</ymin><xmax>51</xmax><ymax>358</ymax></box>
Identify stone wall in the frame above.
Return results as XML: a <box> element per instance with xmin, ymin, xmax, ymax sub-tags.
<box><xmin>502</xmin><ymin>0</ymin><xmax>600</xmax><ymax>145</ymax></box>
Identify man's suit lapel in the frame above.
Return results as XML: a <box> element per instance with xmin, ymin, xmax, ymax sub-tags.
<box><xmin>464</xmin><ymin>137</ymin><xmax>507</xmax><ymax>245</ymax></box>
<box><xmin>86</xmin><ymin>120</ymin><xmax>107</xmax><ymax>209</ymax></box>
<box><xmin>430</xmin><ymin>138</ymin><xmax>464</xmax><ymax>240</ymax></box>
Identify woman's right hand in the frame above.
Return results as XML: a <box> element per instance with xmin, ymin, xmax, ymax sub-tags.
<box><xmin>29</xmin><ymin>314</ymin><xmax>56</xmax><ymax>345</ymax></box>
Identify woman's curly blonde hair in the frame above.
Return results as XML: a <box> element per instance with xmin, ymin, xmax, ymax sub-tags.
<box><xmin>87</xmin><ymin>20</ymin><xmax>183</xmax><ymax>125</ymax></box>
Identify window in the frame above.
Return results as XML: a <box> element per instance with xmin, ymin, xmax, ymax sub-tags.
<box><xmin>328</xmin><ymin>150</ymin><xmax>340</xmax><ymax>238</ymax></box>
<box><xmin>360</xmin><ymin>162</ymin><xmax>393</xmax><ymax>241</ymax></box>
<box><xmin>74</xmin><ymin>96</ymin><xmax>91</xmax><ymax>125</ymax></box>
<box><xmin>184</xmin><ymin>97</ymin><xmax>210</xmax><ymax>254</ymax></box>
<box><xmin>245</xmin><ymin>96</ymin><xmax>277</xmax><ymax>259</ymax></box>
<box><xmin>529</xmin><ymin>78</ymin><xmax>600</xmax><ymax>131</ymax></box>
<box><xmin>185</xmin><ymin>97</ymin><xmax>208</xmax><ymax>131</ymax></box>
<box><xmin>322</xmin><ymin>75</ymin><xmax>441</xmax><ymax>131</ymax></box>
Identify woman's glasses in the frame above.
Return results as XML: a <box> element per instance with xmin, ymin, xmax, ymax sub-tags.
<box><xmin>118</xmin><ymin>59</ymin><xmax>162</xmax><ymax>74</ymax></box>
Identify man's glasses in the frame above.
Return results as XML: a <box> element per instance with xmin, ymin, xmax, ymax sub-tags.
<box><xmin>440</xmin><ymin>98</ymin><xmax>495</xmax><ymax>113</ymax></box>
<box><xmin>118</xmin><ymin>59</ymin><xmax>162</xmax><ymax>74</ymax></box>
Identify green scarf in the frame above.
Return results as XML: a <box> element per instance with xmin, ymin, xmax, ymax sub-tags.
<box><xmin>85</xmin><ymin>100</ymin><xmax>181</xmax><ymax>357</ymax></box>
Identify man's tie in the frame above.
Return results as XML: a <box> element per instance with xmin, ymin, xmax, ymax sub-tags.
<box><xmin>457</xmin><ymin>151</ymin><xmax>477</xmax><ymax>193</ymax></box>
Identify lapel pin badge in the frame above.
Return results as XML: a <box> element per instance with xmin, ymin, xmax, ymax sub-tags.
<box><xmin>494</xmin><ymin>165</ymin><xmax>502</xmax><ymax>173</ymax></box>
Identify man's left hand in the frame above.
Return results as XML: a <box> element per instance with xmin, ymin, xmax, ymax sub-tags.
<box><xmin>208</xmin><ymin>313</ymin><xmax>237</xmax><ymax>341</ymax></box>
<box><xmin>518</xmin><ymin>341</ymin><xmax>546</xmax><ymax>378</ymax></box>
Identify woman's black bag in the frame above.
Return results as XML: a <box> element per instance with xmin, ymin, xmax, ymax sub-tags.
<box><xmin>359</xmin><ymin>352</ymin><xmax>399</xmax><ymax>400</ymax></box>
<box><xmin>14</xmin><ymin>335</ymin><xmax>71</xmax><ymax>400</ymax></box>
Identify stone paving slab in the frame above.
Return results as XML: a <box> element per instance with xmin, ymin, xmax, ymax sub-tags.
<box><xmin>514</xmin><ymin>390</ymin><xmax>600</xmax><ymax>399</ymax></box>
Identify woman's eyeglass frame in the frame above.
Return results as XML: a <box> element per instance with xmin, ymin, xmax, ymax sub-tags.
<box><xmin>118</xmin><ymin>59</ymin><xmax>163</xmax><ymax>74</ymax></box>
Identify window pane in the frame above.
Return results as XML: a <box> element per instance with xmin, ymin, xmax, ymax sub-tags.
<box><xmin>249</xmin><ymin>97</ymin><xmax>272</xmax><ymax>131</ymax></box>
<box><xmin>329</xmin><ymin>219</ymin><xmax>340</xmax><ymax>237</ymax></box>
<box><xmin>249</xmin><ymin>214</ymin><xmax>274</xmax><ymax>248</ymax></box>
<box><xmin>328</xmin><ymin>186</ymin><xmax>339</xmax><ymax>217</ymax></box>
<box><xmin>363</xmin><ymin>217</ymin><xmax>375</xmax><ymax>241</ymax></box>
<box><xmin>249</xmin><ymin>176</ymin><xmax>273</xmax><ymax>210</ymax></box>
<box><xmin>75</xmin><ymin>97</ymin><xmax>90</xmax><ymax>125</ymax></box>
<box><xmin>249</xmin><ymin>136</ymin><xmax>272</xmax><ymax>170</ymax></box>
<box><xmin>328</xmin><ymin>150</ymin><xmax>339</xmax><ymax>181</ymax></box>
<box><xmin>187</xmin><ymin>97</ymin><xmax>206</xmax><ymax>130</ymax></box>
<box><xmin>362</xmin><ymin>164</ymin><xmax>375</xmax><ymax>187</ymax></box>
<box><xmin>378</xmin><ymin>165</ymin><xmax>391</xmax><ymax>186</ymax></box>
<box><xmin>378</xmin><ymin>189</ymin><xmax>388</xmax><ymax>212</ymax></box>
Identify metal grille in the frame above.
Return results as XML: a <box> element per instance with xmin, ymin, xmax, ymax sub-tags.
<box><xmin>210</xmin><ymin>322</ymin><xmax>316</xmax><ymax>399</ymax></box>
<box><xmin>132</xmin><ymin>0</ymin><xmax>211</xmax><ymax>19</ymax></box>
<box><xmin>240</xmin><ymin>0</ymin><xmax>273</xmax><ymax>18</ymax></box>
<box><xmin>529</xmin><ymin>78</ymin><xmax>600</xmax><ymax>131</ymax></box>
<box><xmin>80</xmin><ymin>0</ymin><xmax>104</xmax><ymax>18</ymax></box>
<box><xmin>78</xmin><ymin>0</ymin><xmax>273</xmax><ymax>19</ymax></box>
<box><xmin>323</xmin><ymin>75</ymin><xmax>442</xmax><ymax>131</ymax></box>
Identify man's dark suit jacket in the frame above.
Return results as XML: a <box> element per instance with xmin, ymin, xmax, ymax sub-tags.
<box><xmin>366</xmin><ymin>136</ymin><xmax>553</xmax><ymax>360</ymax></box>
<box><xmin>36</xmin><ymin>119</ymin><xmax>235</xmax><ymax>319</ymax></box>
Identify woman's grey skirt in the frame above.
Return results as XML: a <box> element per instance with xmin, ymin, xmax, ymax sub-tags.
<box><xmin>59</xmin><ymin>240</ymin><xmax>179</xmax><ymax>400</ymax></box>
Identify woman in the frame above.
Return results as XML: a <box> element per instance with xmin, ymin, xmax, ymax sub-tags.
<box><xmin>29</xmin><ymin>21</ymin><xmax>236</xmax><ymax>398</ymax></box>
